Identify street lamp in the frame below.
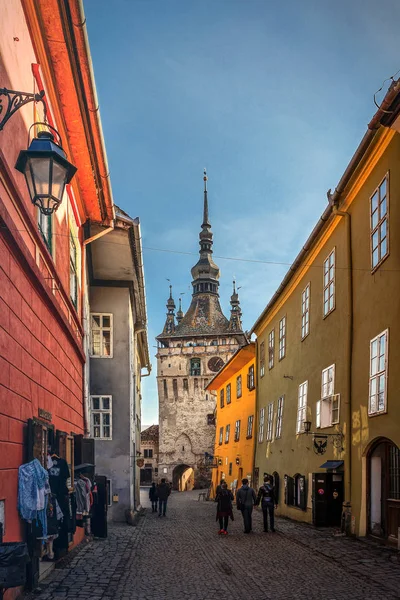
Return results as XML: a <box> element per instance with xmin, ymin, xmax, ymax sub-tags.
<box><xmin>0</xmin><ymin>87</ymin><xmax>77</xmax><ymax>215</ymax></box>
<box><xmin>303</xmin><ymin>420</ymin><xmax>312</xmax><ymax>434</ymax></box>
<box><xmin>15</xmin><ymin>129</ymin><xmax>77</xmax><ymax>216</ymax></box>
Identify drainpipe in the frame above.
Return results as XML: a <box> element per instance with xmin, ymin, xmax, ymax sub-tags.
<box><xmin>332</xmin><ymin>204</ymin><xmax>353</xmax><ymax>535</ymax></box>
<box><xmin>81</xmin><ymin>223</ymin><xmax>115</xmax><ymax>435</ymax></box>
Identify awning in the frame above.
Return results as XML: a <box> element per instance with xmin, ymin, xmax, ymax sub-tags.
<box><xmin>319</xmin><ymin>460</ymin><xmax>344</xmax><ymax>470</ymax></box>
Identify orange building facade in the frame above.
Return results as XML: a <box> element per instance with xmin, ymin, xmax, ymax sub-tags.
<box><xmin>207</xmin><ymin>343</ymin><xmax>256</xmax><ymax>496</ymax></box>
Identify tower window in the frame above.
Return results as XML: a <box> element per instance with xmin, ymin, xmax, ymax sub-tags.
<box><xmin>190</xmin><ymin>358</ymin><xmax>201</xmax><ymax>376</ymax></box>
<box><xmin>183</xmin><ymin>378</ymin><xmax>188</xmax><ymax>391</ymax></box>
<box><xmin>173</xmin><ymin>379</ymin><xmax>178</xmax><ymax>399</ymax></box>
<box><xmin>163</xmin><ymin>379</ymin><xmax>168</xmax><ymax>400</ymax></box>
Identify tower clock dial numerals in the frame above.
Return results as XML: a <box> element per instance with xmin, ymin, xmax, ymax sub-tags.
<box><xmin>208</xmin><ymin>357</ymin><xmax>224</xmax><ymax>373</ymax></box>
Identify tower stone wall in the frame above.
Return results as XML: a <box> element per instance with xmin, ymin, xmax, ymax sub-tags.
<box><xmin>157</xmin><ymin>171</ymin><xmax>246</xmax><ymax>489</ymax></box>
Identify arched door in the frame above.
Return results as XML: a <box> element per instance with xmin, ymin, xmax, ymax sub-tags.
<box><xmin>368</xmin><ymin>439</ymin><xmax>400</xmax><ymax>541</ymax></box>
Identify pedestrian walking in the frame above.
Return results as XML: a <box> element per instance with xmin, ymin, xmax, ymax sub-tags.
<box><xmin>256</xmin><ymin>476</ymin><xmax>277</xmax><ymax>532</ymax></box>
<box><xmin>236</xmin><ymin>478</ymin><xmax>256</xmax><ymax>533</ymax></box>
<box><xmin>215</xmin><ymin>481</ymin><xmax>234</xmax><ymax>535</ymax></box>
<box><xmin>149</xmin><ymin>482</ymin><xmax>158</xmax><ymax>513</ymax></box>
<box><xmin>215</xmin><ymin>478</ymin><xmax>224</xmax><ymax>497</ymax></box>
<box><xmin>157</xmin><ymin>478</ymin><xmax>171</xmax><ymax>517</ymax></box>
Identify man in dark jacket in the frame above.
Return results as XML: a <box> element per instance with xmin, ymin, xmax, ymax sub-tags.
<box><xmin>236</xmin><ymin>478</ymin><xmax>257</xmax><ymax>533</ymax></box>
<box><xmin>256</xmin><ymin>476</ymin><xmax>277</xmax><ymax>532</ymax></box>
<box><xmin>157</xmin><ymin>479</ymin><xmax>171</xmax><ymax>517</ymax></box>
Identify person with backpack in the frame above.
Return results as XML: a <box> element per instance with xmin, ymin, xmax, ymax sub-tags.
<box><xmin>256</xmin><ymin>475</ymin><xmax>277</xmax><ymax>532</ymax></box>
<box><xmin>236</xmin><ymin>478</ymin><xmax>257</xmax><ymax>533</ymax></box>
<box><xmin>149</xmin><ymin>482</ymin><xmax>158</xmax><ymax>513</ymax></box>
<box><xmin>215</xmin><ymin>481</ymin><xmax>234</xmax><ymax>535</ymax></box>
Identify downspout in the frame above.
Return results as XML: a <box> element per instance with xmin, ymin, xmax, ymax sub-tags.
<box><xmin>80</xmin><ymin>223</ymin><xmax>115</xmax><ymax>435</ymax></box>
<box><xmin>332</xmin><ymin>205</ymin><xmax>353</xmax><ymax>534</ymax></box>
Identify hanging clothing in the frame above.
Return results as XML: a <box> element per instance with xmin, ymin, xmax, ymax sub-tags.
<box><xmin>48</xmin><ymin>457</ymin><xmax>70</xmax><ymax>496</ymax></box>
<box><xmin>74</xmin><ymin>478</ymin><xmax>89</xmax><ymax>517</ymax></box>
<box><xmin>18</xmin><ymin>459</ymin><xmax>49</xmax><ymax>522</ymax></box>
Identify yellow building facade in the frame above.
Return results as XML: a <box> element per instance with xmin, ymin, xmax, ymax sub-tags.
<box><xmin>206</xmin><ymin>343</ymin><xmax>256</xmax><ymax>496</ymax></box>
<box><xmin>252</xmin><ymin>80</ymin><xmax>400</xmax><ymax>542</ymax></box>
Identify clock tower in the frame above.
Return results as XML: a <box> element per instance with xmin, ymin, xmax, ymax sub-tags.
<box><xmin>156</xmin><ymin>171</ymin><xmax>246</xmax><ymax>490</ymax></box>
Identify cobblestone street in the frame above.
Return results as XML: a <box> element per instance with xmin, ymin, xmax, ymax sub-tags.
<box><xmin>25</xmin><ymin>490</ymin><xmax>400</xmax><ymax>600</ymax></box>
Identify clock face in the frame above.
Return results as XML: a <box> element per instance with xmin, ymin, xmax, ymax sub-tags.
<box><xmin>208</xmin><ymin>357</ymin><xmax>224</xmax><ymax>373</ymax></box>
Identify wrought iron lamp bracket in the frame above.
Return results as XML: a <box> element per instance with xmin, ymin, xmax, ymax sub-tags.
<box><xmin>0</xmin><ymin>88</ymin><xmax>46</xmax><ymax>132</ymax></box>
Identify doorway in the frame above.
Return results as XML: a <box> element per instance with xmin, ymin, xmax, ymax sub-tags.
<box><xmin>312</xmin><ymin>472</ymin><xmax>344</xmax><ymax>527</ymax></box>
<box><xmin>368</xmin><ymin>438</ymin><xmax>400</xmax><ymax>542</ymax></box>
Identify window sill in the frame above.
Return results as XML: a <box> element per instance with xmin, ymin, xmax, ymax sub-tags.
<box><xmin>301</xmin><ymin>333</ymin><xmax>309</xmax><ymax>342</ymax></box>
<box><xmin>368</xmin><ymin>409</ymin><xmax>387</xmax><ymax>418</ymax></box>
<box><xmin>246</xmin><ymin>435</ymin><xmax>253</xmax><ymax>440</ymax></box>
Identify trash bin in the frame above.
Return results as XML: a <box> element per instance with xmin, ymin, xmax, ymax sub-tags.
<box><xmin>0</xmin><ymin>542</ymin><xmax>30</xmax><ymax>589</ymax></box>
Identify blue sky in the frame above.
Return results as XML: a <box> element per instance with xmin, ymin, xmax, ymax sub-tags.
<box><xmin>84</xmin><ymin>0</ymin><xmax>399</xmax><ymax>425</ymax></box>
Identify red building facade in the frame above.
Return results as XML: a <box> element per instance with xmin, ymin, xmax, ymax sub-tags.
<box><xmin>0</xmin><ymin>1</ymin><xmax>114</xmax><ymax>595</ymax></box>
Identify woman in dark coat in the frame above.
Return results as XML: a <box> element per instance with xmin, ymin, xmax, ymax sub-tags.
<box><xmin>215</xmin><ymin>481</ymin><xmax>234</xmax><ymax>535</ymax></box>
<box><xmin>149</xmin><ymin>482</ymin><xmax>158</xmax><ymax>512</ymax></box>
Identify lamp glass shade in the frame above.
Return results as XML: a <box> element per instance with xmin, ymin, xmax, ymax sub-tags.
<box><xmin>303</xmin><ymin>420</ymin><xmax>312</xmax><ymax>434</ymax></box>
<box><xmin>15</xmin><ymin>130</ymin><xmax>77</xmax><ymax>216</ymax></box>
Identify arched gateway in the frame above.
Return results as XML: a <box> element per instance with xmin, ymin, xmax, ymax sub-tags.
<box><xmin>173</xmin><ymin>464</ymin><xmax>194</xmax><ymax>491</ymax></box>
<box><xmin>367</xmin><ymin>437</ymin><xmax>400</xmax><ymax>540</ymax></box>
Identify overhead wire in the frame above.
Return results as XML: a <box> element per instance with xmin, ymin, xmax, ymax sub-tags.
<box><xmin>1</xmin><ymin>223</ymin><xmax>399</xmax><ymax>273</ymax></box>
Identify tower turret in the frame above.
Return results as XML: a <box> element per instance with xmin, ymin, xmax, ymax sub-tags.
<box><xmin>228</xmin><ymin>280</ymin><xmax>243</xmax><ymax>332</ymax></box>
<box><xmin>162</xmin><ymin>285</ymin><xmax>176</xmax><ymax>335</ymax></box>
<box><xmin>176</xmin><ymin>297</ymin><xmax>184</xmax><ymax>324</ymax></box>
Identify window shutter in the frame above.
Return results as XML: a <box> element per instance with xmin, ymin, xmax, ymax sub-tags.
<box><xmin>273</xmin><ymin>472</ymin><xmax>280</xmax><ymax>505</ymax></box>
<box><xmin>284</xmin><ymin>475</ymin><xmax>294</xmax><ymax>505</ymax></box>
<box><xmin>299</xmin><ymin>475</ymin><xmax>307</xmax><ymax>510</ymax></box>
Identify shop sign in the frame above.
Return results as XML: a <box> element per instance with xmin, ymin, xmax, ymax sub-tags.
<box><xmin>318</xmin><ymin>488</ymin><xmax>325</xmax><ymax>495</ymax></box>
<box><xmin>333</xmin><ymin>491</ymin><xmax>339</xmax><ymax>499</ymax></box>
<box><xmin>38</xmin><ymin>408</ymin><xmax>52</xmax><ymax>421</ymax></box>
<box><xmin>136</xmin><ymin>458</ymin><xmax>145</xmax><ymax>467</ymax></box>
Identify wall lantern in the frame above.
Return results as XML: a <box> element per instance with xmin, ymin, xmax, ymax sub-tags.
<box><xmin>0</xmin><ymin>87</ymin><xmax>77</xmax><ymax>216</ymax></box>
<box><xmin>303</xmin><ymin>420</ymin><xmax>312</xmax><ymax>434</ymax></box>
<box><xmin>235</xmin><ymin>457</ymin><xmax>240</xmax><ymax>466</ymax></box>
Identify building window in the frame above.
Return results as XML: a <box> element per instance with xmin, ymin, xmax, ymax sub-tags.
<box><xmin>190</xmin><ymin>358</ymin><xmax>201</xmax><ymax>376</ymax></box>
<box><xmin>276</xmin><ymin>396</ymin><xmax>284</xmax><ymax>439</ymax></box>
<box><xmin>258</xmin><ymin>408</ymin><xmax>265</xmax><ymax>443</ymax></box>
<box><xmin>268</xmin><ymin>330</ymin><xmax>275</xmax><ymax>369</ymax></box>
<box><xmin>228</xmin><ymin>462</ymin><xmax>232</xmax><ymax>476</ymax></box>
<box><xmin>323</xmin><ymin>249</ymin><xmax>335</xmax><ymax>317</ymax></box>
<box><xmin>369</xmin><ymin>329</ymin><xmax>388</xmax><ymax>415</ymax></box>
<box><xmin>90</xmin><ymin>314</ymin><xmax>113</xmax><ymax>358</ymax></box>
<box><xmin>144</xmin><ymin>449</ymin><xmax>153</xmax><ymax>458</ymax></box>
<box><xmin>296</xmin><ymin>381</ymin><xmax>308</xmax><ymax>434</ymax></box>
<box><xmin>260</xmin><ymin>341</ymin><xmax>265</xmax><ymax>377</ymax></box>
<box><xmin>234</xmin><ymin>420</ymin><xmax>241</xmax><ymax>442</ymax></box>
<box><xmin>266</xmin><ymin>402</ymin><xmax>274</xmax><ymax>441</ymax></box>
<box><xmin>247</xmin><ymin>365</ymin><xmax>255</xmax><ymax>390</ymax></box>
<box><xmin>225</xmin><ymin>424</ymin><xmax>230</xmax><ymax>443</ymax></box>
<box><xmin>38</xmin><ymin>212</ymin><xmax>52</xmax><ymax>254</ymax></box>
<box><xmin>194</xmin><ymin>378</ymin><xmax>198</xmax><ymax>390</ymax></box>
<box><xmin>315</xmin><ymin>364</ymin><xmax>340</xmax><ymax>428</ymax></box>
<box><xmin>371</xmin><ymin>175</ymin><xmax>388</xmax><ymax>270</ymax></box>
<box><xmin>183</xmin><ymin>378</ymin><xmax>188</xmax><ymax>391</ymax></box>
<box><xmin>173</xmin><ymin>379</ymin><xmax>178</xmax><ymax>399</ymax></box>
<box><xmin>219</xmin><ymin>427</ymin><xmax>223</xmax><ymax>445</ymax></box>
<box><xmin>236</xmin><ymin>375</ymin><xmax>242</xmax><ymax>399</ymax></box>
<box><xmin>70</xmin><ymin>232</ymin><xmax>78</xmax><ymax>308</ymax></box>
<box><xmin>285</xmin><ymin>474</ymin><xmax>307</xmax><ymax>510</ymax></box>
<box><xmin>247</xmin><ymin>415</ymin><xmax>254</xmax><ymax>438</ymax></box>
<box><xmin>278</xmin><ymin>318</ymin><xmax>286</xmax><ymax>360</ymax></box>
<box><xmin>163</xmin><ymin>379</ymin><xmax>168</xmax><ymax>399</ymax></box>
<box><xmin>301</xmin><ymin>283</ymin><xmax>310</xmax><ymax>339</ymax></box>
<box><xmin>220</xmin><ymin>389</ymin><xmax>225</xmax><ymax>409</ymax></box>
<box><xmin>90</xmin><ymin>395</ymin><xmax>112</xmax><ymax>439</ymax></box>
<box><xmin>226</xmin><ymin>384</ymin><xmax>231</xmax><ymax>404</ymax></box>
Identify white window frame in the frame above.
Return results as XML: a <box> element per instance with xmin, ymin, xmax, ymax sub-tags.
<box><xmin>268</xmin><ymin>329</ymin><xmax>275</xmax><ymax>369</ymax></box>
<box><xmin>70</xmin><ymin>232</ymin><xmax>78</xmax><ymax>309</ymax></box>
<box><xmin>266</xmin><ymin>402</ymin><xmax>274</xmax><ymax>441</ymax></box>
<box><xmin>301</xmin><ymin>283</ymin><xmax>310</xmax><ymax>339</ymax></box>
<box><xmin>90</xmin><ymin>313</ymin><xmax>113</xmax><ymax>358</ymax></box>
<box><xmin>316</xmin><ymin>400</ymin><xmax>321</xmax><ymax>429</ymax></box>
<box><xmin>369</xmin><ymin>329</ymin><xmax>388</xmax><ymax>416</ymax></box>
<box><xmin>219</xmin><ymin>427</ymin><xmax>223</xmax><ymax>445</ymax></box>
<box><xmin>247</xmin><ymin>415</ymin><xmax>254</xmax><ymax>438</ymax></box>
<box><xmin>260</xmin><ymin>341</ymin><xmax>265</xmax><ymax>377</ymax></box>
<box><xmin>236</xmin><ymin>375</ymin><xmax>242</xmax><ymax>398</ymax></box>
<box><xmin>296</xmin><ymin>381</ymin><xmax>308</xmax><ymax>434</ymax></box>
<box><xmin>258</xmin><ymin>408</ymin><xmax>265</xmax><ymax>442</ymax></box>
<box><xmin>370</xmin><ymin>174</ymin><xmax>389</xmax><ymax>271</ymax></box>
<box><xmin>225</xmin><ymin>424</ymin><xmax>230</xmax><ymax>443</ymax></box>
<box><xmin>90</xmin><ymin>395</ymin><xmax>112</xmax><ymax>440</ymax></box>
<box><xmin>226</xmin><ymin>383</ymin><xmax>231</xmax><ymax>404</ymax></box>
<box><xmin>234</xmin><ymin>419</ymin><xmax>241</xmax><ymax>442</ymax></box>
<box><xmin>276</xmin><ymin>396</ymin><xmax>284</xmax><ymax>439</ymax></box>
<box><xmin>278</xmin><ymin>318</ymin><xmax>286</xmax><ymax>360</ymax></box>
<box><xmin>321</xmin><ymin>364</ymin><xmax>335</xmax><ymax>399</ymax></box>
<box><xmin>323</xmin><ymin>249</ymin><xmax>335</xmax><ymax>317</ymax></box>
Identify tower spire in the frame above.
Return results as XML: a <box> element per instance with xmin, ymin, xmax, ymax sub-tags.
<box><xmin>162</xmin><ymin>284</ymin><xmax>176</xmax><ymax>334</ymax></box>
<box><xmin>176</xmin><ymin>296</ymin><xmax>184</xmax><ymax>324</ymax></box>
<box><xmin>203</xmin><ymin>168</ymin><xmax>210</xmax><ymax>227</ymax></box>
<box><xmin>228</xmin><ymin>279</ymin><xmax>243</xmax><ymax>332</ymax></box>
